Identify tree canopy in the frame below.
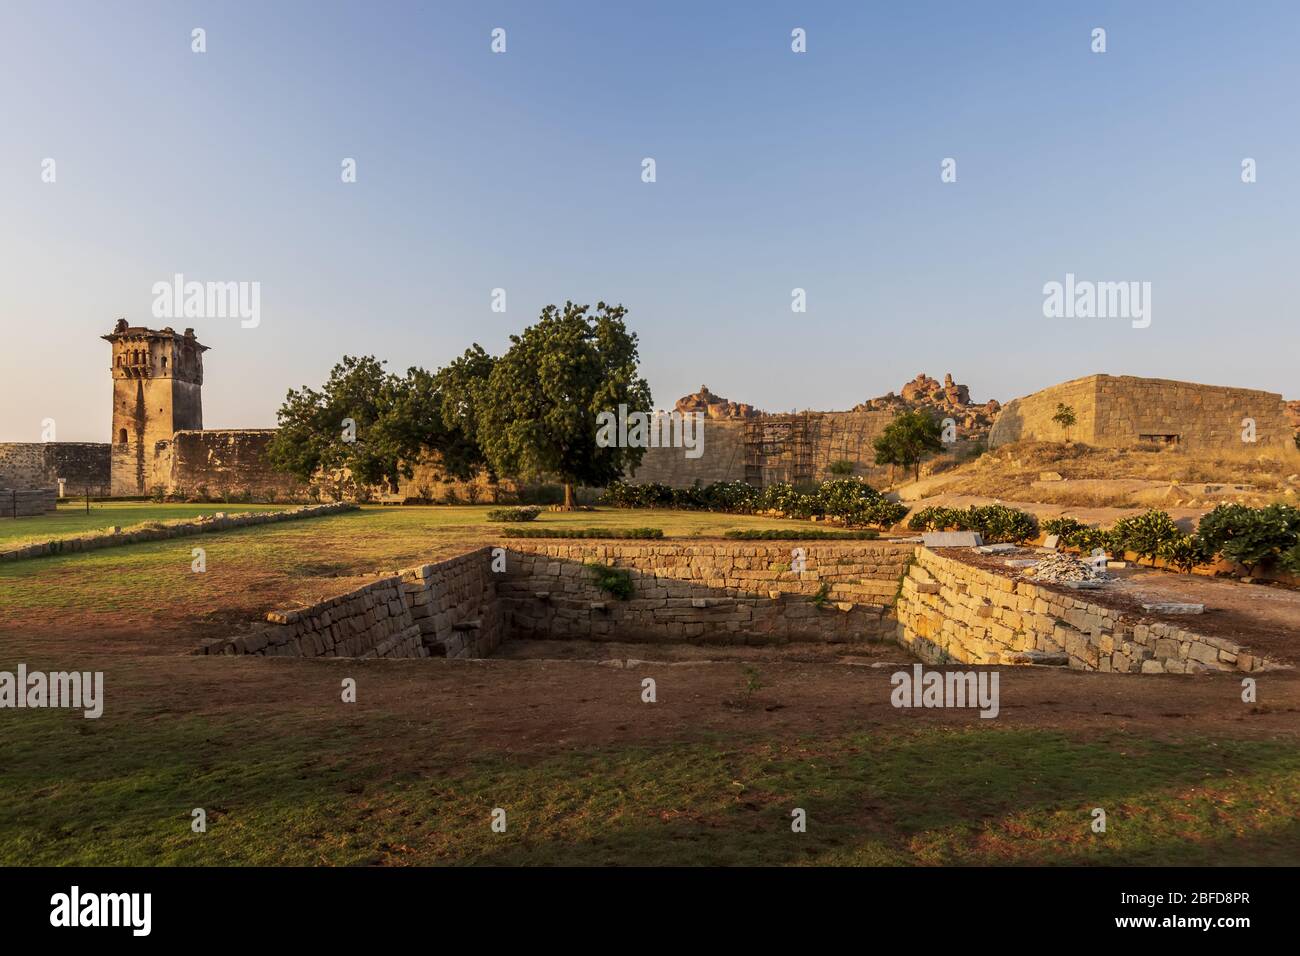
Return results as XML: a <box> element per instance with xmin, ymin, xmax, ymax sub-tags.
<box><xmin>475</xmin><ymin>301</ymin><xmax>652</xmax><ymax>508</ymax></box>
<box><xmin>268</xmin><ymin>349</ymin><xmax>495</xmax><ymax>495</ymax></box>
<box><xmin>872</xmin><ymin>409</ymin><xmax>945</xmax><ymax>482</ymax></box>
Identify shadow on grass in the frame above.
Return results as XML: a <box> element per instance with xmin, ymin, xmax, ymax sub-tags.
<box><xmin>4</xmin><ymin>707</ymin><xmax>1297</xmax><ymax>866</ymax></box>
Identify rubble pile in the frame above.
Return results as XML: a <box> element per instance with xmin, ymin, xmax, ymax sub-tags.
<box><xmin>1024</xmin><ymin>552</ymin><xmax>1109</xmax><ymax>583</ymax></box>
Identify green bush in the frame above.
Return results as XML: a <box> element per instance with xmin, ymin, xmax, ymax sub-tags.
<box><xmin>907</xmin><ymin>506</ymin><xmax>966</xmax><ymax>532</ymax></box>
<box><xmin>1108</xmin><ymin>510</ymin><xmax>1184</xmax><ymax>561</ymax></box>
<box><xmin>1196</xmin><ymin>503</ymin><xmax>1300</xmax><ymax>569</ymax></box>
<box><xmin>486</xmin><ymin>506</ymin><xmax>542</xmax><ymax>522</ymax></box>
<box><xmin>501</xmin><ymin>527</ymin><xmax>663</xmax><ymax>539</ymax></box>
<box><xmin>1157</xmin><ymin>534</ymin><xmax>1213</xmax><ymax>572</ymax></box>
<box><xmin>1042</xmin><ymin>516</ymin><xmax>1089</xmax><ymax>539</ymax></box>
<box><xmin>965</xmin><ymin>504</ymin><xmax>1039</xmax><ymax>544</ymax></box>
<box><xmin>586</xmin><ymin>562</ymin><xmax>634</xmax><ymax>599</ymax></box>
<box><xmin>723</xmin><ymin>529</ymin><xmax>879</xmax><ymax>540</ymax></box>
<box><xmin>1045</xmin><ymin>505</ymin><xmax>1300</xmax><ymax>573</ymax></box>
<box><xmin>907</xmin><ymin>504</ymin><xmax>1037</xmax><ymax>543</ymax></box>
<box><xmin>605</xmin><ymin>476</ymin><xmax>906</xmax><ymax>527</ymax></box>
<box><xmin>1279</xmin><ymin>541</ymin><xmax>1300</xmax><ymax>574</ymax></box>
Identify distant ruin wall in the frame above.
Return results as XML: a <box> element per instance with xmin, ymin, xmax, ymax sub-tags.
<box><xmin>990</xmin><ymin>375</ymin><xmax>1292</xmax><ymax>451</ymax></box>
<box><xmin>0</xmin><ymin>443</ymin><xmax>110</xmax><ymax>495</ymax></box>
<box><xmin>626</xmin><ymin>410</ymin><xmax>943</xmax><ymax>489</ymax></box>
<box><xmin>164</xmin><ymin>430</ymin><xmax>309</xmax><ymax>499</ymax></box>
<box><xmin>627</xmin><ymin>419</ymin><xmax>748</xmax><ymax>486</ymax></box>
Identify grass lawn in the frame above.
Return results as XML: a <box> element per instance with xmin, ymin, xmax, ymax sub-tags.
<box><xmin>2</xmin><ymin>502</ymin><xmax>1298</xmax><ymax>867</ymax></box>
<box><xmin>0</xmin><ymin>501</ymin><xmax>283</xmax><ymax>548</ymax></box>
<box><xmin>0</xmin><ymin>505</ymin><xmax>821</xmax><ymax>631</ymax></box>
<box><xmin>3</xmin><ymin>696</ymin><xmax>1294</xmax><ymax>865</ymax></box>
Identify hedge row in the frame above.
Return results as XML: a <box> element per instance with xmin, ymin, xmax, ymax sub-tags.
<box><xmin>722</xmin><ymin>529</ymin><xmax>881</xmax><ymax>540</ymax></box>
<box><xmin>1044</xmin><ymin>503</ymin><xmax>1300</xmax><ymax>573</ymax></box>
<box><xmin>486</xmin><ymin>506</ymin><xmax>541</xmax><ymax>522</ymax></box>
<box><xmin>602</xmin><ymin>478</ymin><xmax>908</xmax><ymax>528</ymax></box>
<box><xmin>907</xmin><ymin>504</ymin><xmax>1040</xmax><ymax>543</ymax></box>
<box><xmin>500</xmin><ymin>527</ymin><xmax>665</xmax><ymax>539</ymax></box>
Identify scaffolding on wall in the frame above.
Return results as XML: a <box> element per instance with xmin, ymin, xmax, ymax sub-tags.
<box><xmin>744</xmin><ymin>413</ymin><xmax>820</xmax><ymax>487</ymax></box>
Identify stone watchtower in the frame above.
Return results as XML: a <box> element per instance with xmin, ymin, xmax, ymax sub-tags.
<box><xmin>103</xmin><ymin>319</ymin><xmax>207</xmax><ymax>495</ymax></box>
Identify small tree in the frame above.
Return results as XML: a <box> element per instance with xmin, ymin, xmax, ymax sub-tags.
<box><xmin>475</xmin><ymin>301</ymin><xmax>652</xmax><ymax>510</ymax></box>
<box><xmin>873</xmin><ymin>410</ymin><xmax>944</xmax><ymax>483</ymax></box>
<box><xmin>1052</xmin><ymin>403</ymin><xmax>1077</xmax><ymax>442</ymax></box>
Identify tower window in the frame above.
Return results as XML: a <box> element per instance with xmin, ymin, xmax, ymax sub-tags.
<box><xmin>118</xmin><ymin>428</ymin><xmax>128</xmax><ymax>445</ymax></box>
<box><xmin>161</xmin><ymin>357</ymin><xmax>168</xmax><ymax>370</ymax></box>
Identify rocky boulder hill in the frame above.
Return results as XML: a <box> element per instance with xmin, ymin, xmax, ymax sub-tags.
<box><xmin>1286</xmin><ymin>400</ymin><xmax>1300</xmax><ymax>445</ymax></box>
<box><xmin>674</xmin><ymin>385</ymin><xmax>761</xmax><ymax>420</ymax></box>
<box><xmin>854</xmin><ymin>373</ymin><xmax>1001</xmax><ymax>441</ymax></box>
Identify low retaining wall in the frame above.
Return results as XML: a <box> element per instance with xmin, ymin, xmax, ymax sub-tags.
<box><xmin>897</xmin><ymin>547</ymin><xmax>1278</xmax><ymax>673</ymax></box>
<box><xmin>200</xmin><ymin>547</ymin><xmax>503</xmax><ymax>660</ymax></box>
<box><xmin>498</xmin><ymin>541</ymin><xmax>915</xmax><ymax>644</ymax></box>
<box><xmin>0</xmin><ymin>502</ymin><xmax>357</xmax><ymax>562</ymax></box>
<box><xmin>1</xmin><ymin>488</ymin><xmax>58</xmax><ymax>518</ymax></box>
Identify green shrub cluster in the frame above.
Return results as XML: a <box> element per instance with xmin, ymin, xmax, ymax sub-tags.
<box><xmin>1196</xmin><ymin>503</ymin><xmax>1300</xmax><ymax>570</ymax></box>
<box><xmin>501</xmin><ymin>527</ymin><xmax>663</xmax><ymax>539</ymax></box>
<box><xmin>586</xmin><ymin>562</ymin><xmax>634</xmax><ymax>599</ymax></box>
<box><xmin>906</xmin><ymin>504</ymin><xmax>1039</xmax><ymax>543</ymax></box>
<box><xmin>602</xmin><ymin>477</ymin><xmax>908</xmax><ymax>528</ymax></box>
<box><xmin>1108</xmin><ymin>510</ymin><xmax>1184</xmax><ymax>561</ymax></box>
<box><xmin>1047</xmin><ymin>503</ymin><xmax>1300</xmax><ymax>573</ymax></box>
<box><xmin>1041</xmin><ymin>517</ymin><xmax>1108</xmax><ymax>553</ymax></box>
<box><xmin>486</xmin><ymin>506</ymin><xmax>542</xmax><ymax>522</ymax></box>
<box><xmin>722</xmin><ymin>529</ymin><xmax>880</xmax><ymax>540</ymax></box>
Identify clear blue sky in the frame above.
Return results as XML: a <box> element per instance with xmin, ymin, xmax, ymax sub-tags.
<box><xmin>2</xmin><ymin>0</ymin><xmax>1297</xmax><ymax>441</ymax></box>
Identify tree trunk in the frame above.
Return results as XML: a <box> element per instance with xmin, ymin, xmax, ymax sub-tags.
<box><xmin>562</xmin><ymin>482</ymin><xmax>575</xmax><ymax>510</ymax></box>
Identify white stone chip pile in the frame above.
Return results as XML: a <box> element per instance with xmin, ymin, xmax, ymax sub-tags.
<box><xmin>1024</xmin><ymin>552</ymin><xmax>1109</xmax><ymax>583</ymax></box>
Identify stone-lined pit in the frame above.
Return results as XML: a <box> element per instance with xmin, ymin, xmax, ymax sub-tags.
<box><xmin>200</xmin><ymin>539</ymin><xmax>1290</xmax><ymax>674</ymax></box>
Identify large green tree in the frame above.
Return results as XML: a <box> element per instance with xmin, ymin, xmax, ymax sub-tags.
<box><xmin>267</xmin><ymin>355</ymin><xmax>401</xmax><ymax>496</ymax></box>
<box><xmin>476</xmin><ymin>301</ymin><xmax>652</xmax><ymax>509</ymax></box>
<box><xmin>873</xmin><ymin>409</ymin><xmax>945</xmax><ymax>483</ymax></box>
<box><xmin>268</xmin><ymin>350</ymin><xmax>495</xmax><ymax>496</ymax></box>
<box><xmin>431</xmin><ymin>344</ymin><xmax>497</xmax><ymax>480</ymax></box>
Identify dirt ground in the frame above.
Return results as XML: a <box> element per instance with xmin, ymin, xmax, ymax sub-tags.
<box><xmin>3</xmin><ymin>626</ymin><xmax>1297</xmax><ymax>755</ymax></box>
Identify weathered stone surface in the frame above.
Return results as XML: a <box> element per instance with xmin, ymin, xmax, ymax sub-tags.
<box><xmin>922</xmin><ymin>532</ymin><xmax>983</xmax><ymax>548</ymax></box>
<box><xmin>895</xmin><ymin>546</ymin><xmax>1274</xmax><ymax>676</ymax></box>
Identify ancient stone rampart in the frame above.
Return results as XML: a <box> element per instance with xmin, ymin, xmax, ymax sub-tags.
<box><xmin>989</xmin><ymin>374</ymin><xmax>1292</xmax><ymax>451</ymax></box>
<box><xmin>0</xmin><ymin>443</ymin><xmax>110</xmax><ymax>495</ymax></box>
<box><xmin>162</xmin><ymin>429</ymin><xmax>309</xmax><ymax>500</ymax></box>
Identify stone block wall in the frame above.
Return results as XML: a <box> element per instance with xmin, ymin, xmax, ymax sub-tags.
<box><xmin>164</xmin><ymin>429</ymin><xmax>310</xmax><ymax>500</ymax></box>
<box><xmin>202</xmin><ymin>547</ymin><xmax>502</xmax><ymax>659</ymax></box>
<box><xmin>989</xmin><ymin>374</ymin><xmax>1292</xmax><ymax>451</ymax></box>
<box><xmin>1</xmin><ymin>489</ymin><xmax>58</xmax><ymax>517</ymax></box>
<box><xmin>0</xmin><ymin>443</ymin><xmax>110</xmax><ymax>495</ymax></box>
<box><xmin>896</xmin><ymin>547</ymin><xmax>1278</xmax><ymax>673</ymax></box>
<box><xmin>400</xmin><ymin>548</ymin><xmax>504</xmax><ymax>658</ymax></box>
<box><xmin>627</xmin><ymin>419</ymin><xmax>749</xmax><ymax>487</ymax></box>
<box><xmin>624</xmin><ymin>409</ymin><xmax>979</xmax><ymax>489</ymax></box>
<box><xmin>497</xmin><ymin>541</ymin><xmax>915</xmax><ymax>645</ymax></box>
